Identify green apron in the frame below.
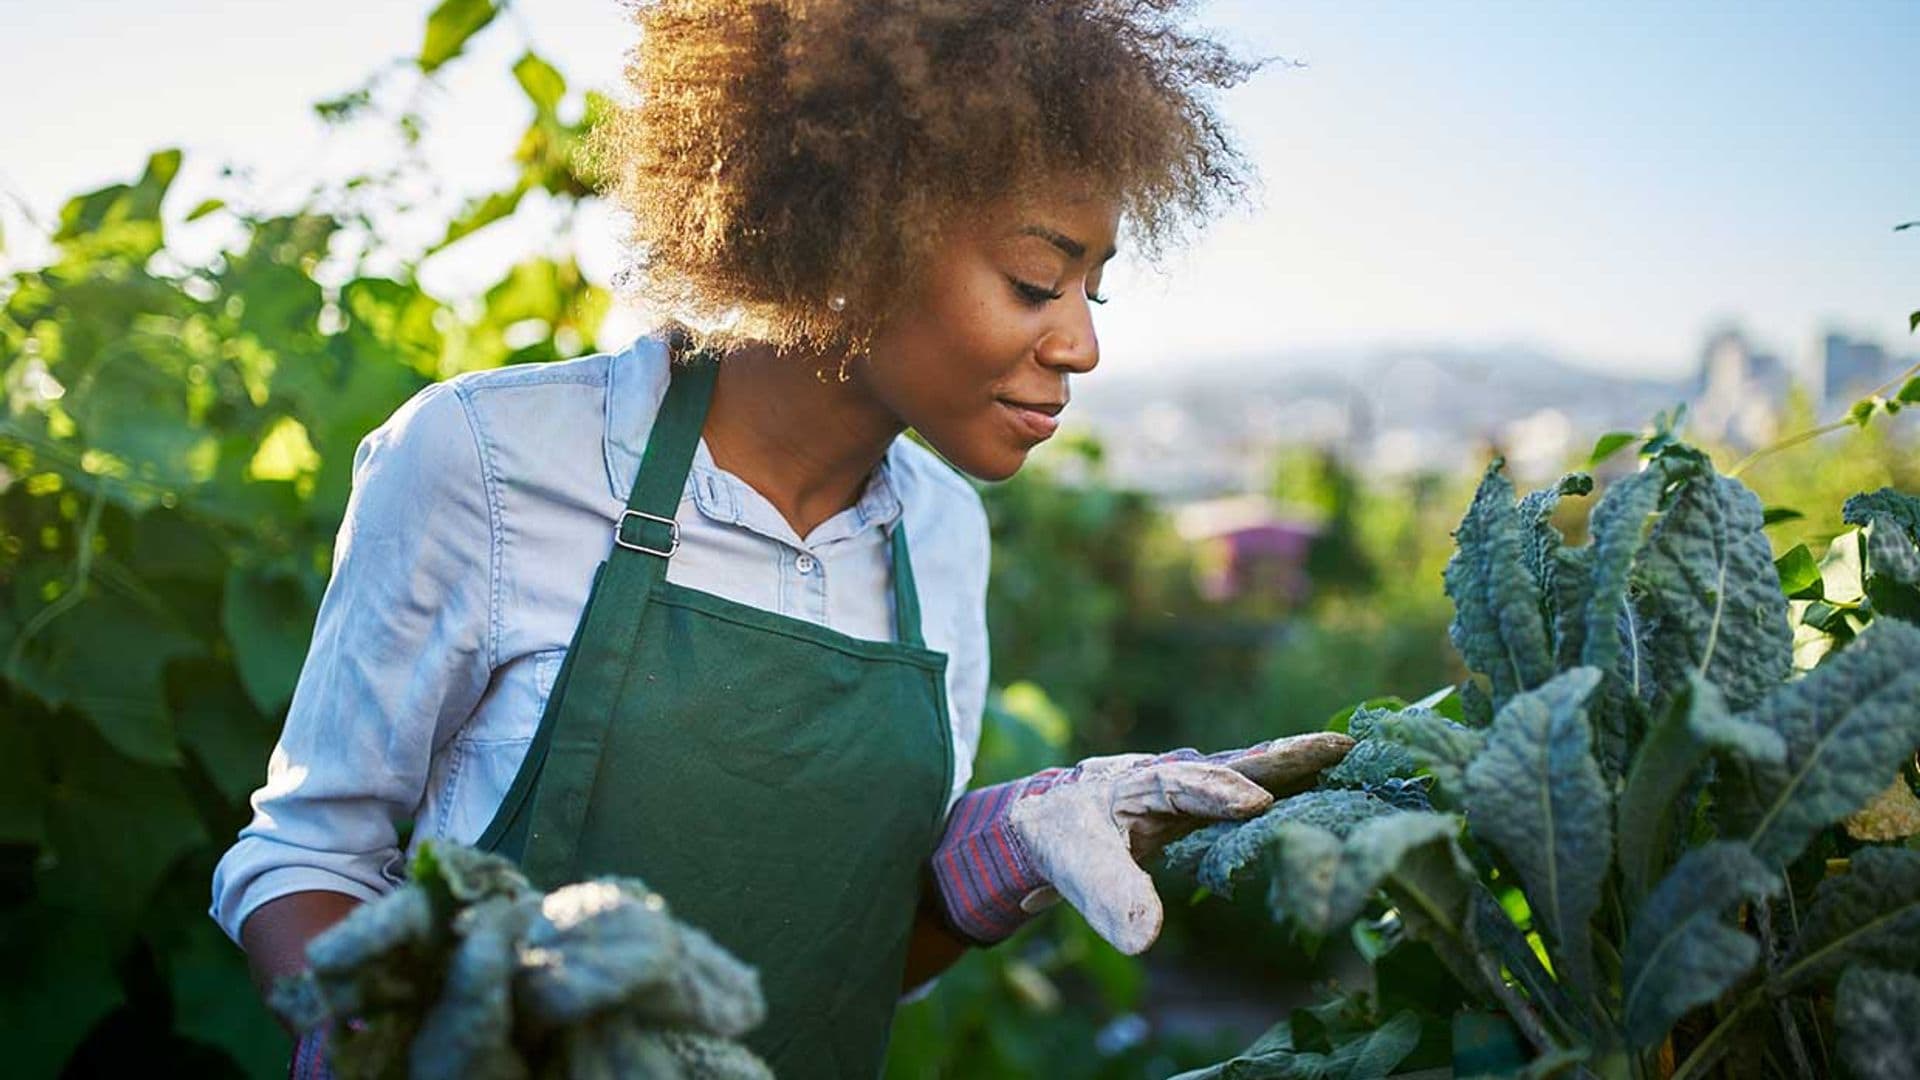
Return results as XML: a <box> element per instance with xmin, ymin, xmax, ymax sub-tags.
<box><xmin>476</xmin><ymin>347</ymin><xmax>956</xmax><ymax>1078</ymax></box>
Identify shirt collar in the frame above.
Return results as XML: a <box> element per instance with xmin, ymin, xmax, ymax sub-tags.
<box><xmin>602</xmin><ymin>332</ymin><xmax>904</xmax><ymax>545</ymax></box>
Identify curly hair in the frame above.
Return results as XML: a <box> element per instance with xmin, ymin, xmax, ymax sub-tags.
<box><xmin>587</xmin><ymin>0</ymin><xmax>1266</xmax><ymax>355</ymax></box>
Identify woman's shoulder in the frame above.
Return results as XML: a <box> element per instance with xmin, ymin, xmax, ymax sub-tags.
<box><xmin>441</xmin><ymin>344</ymin><xmax>626</xmax><ymax>400</ymax></box>
<box><xmin>418</xmin><ymin>335</ymin><xmax>671</xmax><ymax>504</ymax></box>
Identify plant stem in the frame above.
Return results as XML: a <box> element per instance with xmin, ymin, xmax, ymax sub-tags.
<box><xmin>1805</xmin><ymin>998</ymin><xmax>1831</xmax><ymax>1080</ymax></box>
<box><xmin>1753</xmin><ymin>900</ymin><xmax>1814</xmax><ymax>1080</ymax></box>
<box><xmin>1778</xmin><ymin>886</ymin><xmax>1830</xmax><ymax>1078</ymax></box>
<box><xmin>1728</xmin><ymin>359</ymin><xmax>1920</xmax><ymax>478</ymax></box>
<box><xmin>1472</xmin><ymin>952</ymin><xmax>1558</xmax><ymax>1057</ymax></box>
<box><xmin>1469</xmin><ymin>891</ymin><xmax>1584</xmax><ymax>1042</ymax></box>
<box><xmin>1726</xmin><ymin>419</ymin><xmax>1856</xmax><ymax>479</ymax></box>
<box><xmin>1670</xmin><ymin>991</ymin><xmax>1763</xmax><ymax>1080</ymax></box>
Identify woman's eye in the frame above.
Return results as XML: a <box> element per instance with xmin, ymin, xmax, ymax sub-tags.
<box><xmin>1011</xmin><ymin>277</ymin><xmax>1107</xmax><ymax>307</ymax></box>
<box><xmin>1011</xmin><ymin>279</ymin><xmax>1063</xmax><ymax>307</ymax></box>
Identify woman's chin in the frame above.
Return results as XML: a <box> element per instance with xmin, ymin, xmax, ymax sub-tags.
<box><xmin>941</xmin><ymin>442</ymin><xmax>1030</xmax><ymax>483</ymax></box>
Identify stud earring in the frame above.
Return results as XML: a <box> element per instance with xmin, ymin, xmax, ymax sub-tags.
<box><xmin>827</xmin><ymin>293</ymin><xmax>847</xmax><ymax>312</ymax></box>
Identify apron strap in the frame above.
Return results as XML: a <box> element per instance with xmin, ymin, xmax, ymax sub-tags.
<box><xmin>616</xmin><ymin>350</ymin><xmax>719</xmax><ymax>554</ymax></box>
<box><xmin>521</xmin><ymin>345</ymin><xmax>717</xmax><ymax>887</ymax></box>
<box><xmin>889</xmin><ymin>522</ymin><xmax>927</xmax><ymax>649</ymax></box>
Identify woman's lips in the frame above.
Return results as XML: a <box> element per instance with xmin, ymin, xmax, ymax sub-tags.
<box><xmin>998</xmin><ymin>399</ymin><xmax>1064</xmax><ymax>440</ymax></box>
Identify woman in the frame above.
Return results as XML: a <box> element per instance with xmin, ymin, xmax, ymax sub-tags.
<box><xmin>211</xmin><ymin>1</ymin><xmax>1352</xmax><ymax>1076</ymax></box>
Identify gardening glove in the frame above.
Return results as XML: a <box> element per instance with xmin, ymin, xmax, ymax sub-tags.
<box><xmin>289</xmin><ymin>1025</ymin><xmax>335</xmax><ymax>1080</ymax></box>
<box><xmin>929</xmin><ymin>732</ymin><xmax>1354</xmax><ymax>955</ymax></box>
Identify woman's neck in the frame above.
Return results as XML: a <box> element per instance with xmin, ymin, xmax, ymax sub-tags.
<box><xmin>701</xmin><ymin>343</ymin><xmax>905</xmax><ymax>540</ymax></box>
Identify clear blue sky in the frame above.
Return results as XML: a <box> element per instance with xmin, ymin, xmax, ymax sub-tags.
<box><xmin>2</xmin><ymin>0</ymin><xmax>1915</xmax><ymax>379</ymax></box>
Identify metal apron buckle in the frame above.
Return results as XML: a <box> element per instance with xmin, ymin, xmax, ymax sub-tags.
<box><xmin>614</xmin><ymin>509</ymin><xmax>680</xmax><ymax>557</ymax></box>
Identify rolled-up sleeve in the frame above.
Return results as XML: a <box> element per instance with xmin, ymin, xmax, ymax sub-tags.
<box><xmin>210</xmin><ymin>379</ymin><xmax>495</xmax><ymax>946</ymax></box>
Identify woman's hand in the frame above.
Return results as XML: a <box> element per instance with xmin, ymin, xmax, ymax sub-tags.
<box><xmin>929</xmin><ymin>732</ymin><xmax>1354</xmax><ymax>954</ymax></box>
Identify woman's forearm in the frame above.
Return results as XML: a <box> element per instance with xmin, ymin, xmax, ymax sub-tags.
<box><xmin>902</xmin><ymin>871</ymin><xmax>974</xmax><ymax>992</ymax></box>
<box><xmin>239</xmin><ymin>889</ymin><xmax>364</xmax><ymax>1032</ymax></box>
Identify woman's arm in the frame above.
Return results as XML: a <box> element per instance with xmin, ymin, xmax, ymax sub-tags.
<box><xmin>240</xmin><ymin>890</ymin><xmax>364</xmax><ymax>1031</ymax></box>
<box><xmin>210</xmin><ymin>380</ymin><xmax>493</xmax><ymax>956</ymax></box>
<box><xmin>901</xmin><ymin>871</ymin><xmax>972</xmax><ymax>993</ymax></box>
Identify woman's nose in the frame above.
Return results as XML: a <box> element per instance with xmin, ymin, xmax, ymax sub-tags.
<box><xmin>1036</xmin><ymin>304</ymin><xmax>1100</xmax><ymax>374</ymax></box>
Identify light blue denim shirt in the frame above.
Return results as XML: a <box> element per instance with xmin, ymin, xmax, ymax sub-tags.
<box><xmin>209</xmin><ymin>331</ymin><xmax>991</xmax><ymax>946</ymax></box>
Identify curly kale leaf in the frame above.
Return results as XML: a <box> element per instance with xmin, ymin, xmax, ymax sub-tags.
<box><xmin>414</xmin><ymin>841</ymin><xmax>533</xmax><ymax>905</ymax></box>
<box><xmin>1168</xmin><ymin>1009</ymin><xmax>1422</xmax><ymax>1080</ymax></box>
<box><xmin>1519</xmin><ymin>472</ymin><xmax>1594</xmax><ymax>657</ymax></box>
<box><xmin>1463</xmin><ymin>668</ymin><xmax>1611</xmax><ymax>995</ymax></box>
<box><xmin>1617</xmin><ymin>675</ymin><xmax>1785</xmax><ymax>900</ymax></box>
<box><xmin>516</xmin><ymin>880</ymin><xmax>682</xmax><ymax>1028</ymax></box>
<box><xmin>1843</xmin><ymin>487</ymin><xmax>1920</xmax><ymax>579</ymax></box>
<box><xmin>1363</xmin><ymin>707</ymin><xmax>1484</xmax><ymax>800</ymax></box>
<box><xmin>650</xmin><ymin>1029</ymin><xmax>776</xmax><ymax>1080</ymax></box>
<box><xmin>1162</xmin><ymin>822</ymin><xmax>1235</xmax><ymax>879</ymax></box>
<box><xmin>1843</xmin><ymin>487</ymin><xmax>1920</xmax><ymax>622</ymax></box>
<box><xmin>517</xmin><ymin>878</ymin><xmax>765</xmax><ymax>1039</ymax></box>
<box><xmin>1619</xmin><ymin>843</ymin><xmax>1779</xmax><ymax>1048</ymax></box>
<box><xmin>1444</xmin><ymin>461</ymin><xmax>1555</xmax><ymax>711</ymax></box>
<box><xmin>1573</xmin><ymin>457</ymin><xmax>1690</xmax><ymax>777</ymax></box>
<box><xmin>557</xmin><ymin>1014</ymin><xmax>687</xmax><ymax>1079</ymax></box>
<box><xmin>1717</xmin><ymin>618</ymin><xmax>1920</xmax><ymax>866</ymax></box>
<box><xmin>1363</xmin><ymin>776</ymin><xmax>1434</xmax><ymax>812</ymax></box>
<box><xmin>1549</xmin><ymin>546</ymin><xmax>1596</xmax><ymax>671</ymax></box>
<box><xmin>276</xmin><ymin>843</ymin><xmax>769</xmax><ymax>1079</ymax></box>
<box><xmin>1775</xmin><ymin>847</ymin><xmax>1920</xmax><ymax>993</ymax></box>
<box><xmin>1458</xmin><ymin>678</ymin><xmax>1494</xmax><ymax>729</ymax></box>
<box><xmin>408</xmin><ymin>896</ymin><xmax>534</xmax><ymax>1080</ymax></box>
<box><xmin>1322</xmin><ymin>709</ymin><xmax>1420</xmax><ymax>789</ymax></box>
<box><xmin>1165</xmin><ymin>789</ymin><xmax>1400</xmax><ymax>897</ymax></box>
<box><xmin>1835</xmin><ymin>967</ymin><xmax>1920</xmax><ymax>1080</ymax></box>
<box><xmin>627</xmin><ymin>922</ymin><xmax>768</xmax><ymax>1039</ymax></box>
<box><xmin>559</xmin><ymin>1024</ymin><xmax>775</xmax><ymax>1080</ymax></box>
<box><xmin>1632</xmin><ymin>469</ymin><xmax>1793</xmax><ymax>713</ymax></box>
<box><xmin>1265</xmin><ymin>813</ymin><xmax>1468</xmax><ymax>940</ymax></box>
<box><xmin>1577</xmin><ymin>460</ymin><xmax>1673</xmax><ymax>695</ymax></box>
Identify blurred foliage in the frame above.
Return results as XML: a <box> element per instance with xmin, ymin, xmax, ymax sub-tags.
<box><xmin>4</xmin><ymin>4</ymin><xmax>1915</xmax><ymax>1079</ymax></box>
<box><xmin>0</xmin><ymin>6</ymin><xmax>609</xmax><ymax>1076</ymax></box>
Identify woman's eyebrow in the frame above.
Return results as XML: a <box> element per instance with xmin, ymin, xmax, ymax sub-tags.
<box><xmin>1017</xmin><ymin>224</ymin><xmax>1119</xmax><ymax>263</ymax></box>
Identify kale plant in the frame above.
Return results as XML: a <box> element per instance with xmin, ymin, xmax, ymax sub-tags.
<box><xmin>270</xmin><ymin>842</ymin><xmax>771</xmax><ymax>1080</ymax></box>
<box><xmin>1168</xmin><ymin>446</ymin><xmax>1920</xmax><ymax>1080</ymax></box>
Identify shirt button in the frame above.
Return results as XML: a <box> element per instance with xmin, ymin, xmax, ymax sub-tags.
<box><xmin>794</xmin><ymin>553</ymin><xmax>817</xmax><ymax>574</ymax></box>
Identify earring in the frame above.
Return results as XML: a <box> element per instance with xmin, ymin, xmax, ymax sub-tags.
<box><xmin>827</xmin><ymin>293</ymin><xmax>847</xmax><ymax>312</ymax></box>
<box><xmin>814</xmin><ymin>355</ymin><xmax>852</xmax><ymax>383</ymax></box>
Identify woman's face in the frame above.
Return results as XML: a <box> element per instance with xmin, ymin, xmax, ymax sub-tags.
<box><xmin>854</xmin><ymin>185</ymin><xmax>1121</xmax><ymax>482</ymax></box>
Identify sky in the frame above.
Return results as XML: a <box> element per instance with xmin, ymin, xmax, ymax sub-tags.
<box><xmin>2</xmin><ymin>0</ymin><xmax>1916</xmax><ymax>381</ymax></box>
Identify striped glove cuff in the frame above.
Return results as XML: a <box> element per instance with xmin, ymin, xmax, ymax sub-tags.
<box><xmin>927</xmin><ymin>768</ymin><xmax>1067</xmax><ymax>944</ymax></box>
<box><xmin>927</xmin><ymin>746</ymin><xmax>1235</xmax><ymax>946</ymax></box>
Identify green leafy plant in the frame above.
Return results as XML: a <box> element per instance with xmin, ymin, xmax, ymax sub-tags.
<box><xmin>270</xmin><ymin>841</ymin><xmax>770</xmax><ymax>1079</ymax></box>
<box><xmin>0</xmin><ymin>8</ymin><xmax>628</xmax><ymax>1076</ymax></box>
<box><xmin>1167</xmin><ymin>444</ymin><xmax>1920</xmax><ymax>1079</ymax></box>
